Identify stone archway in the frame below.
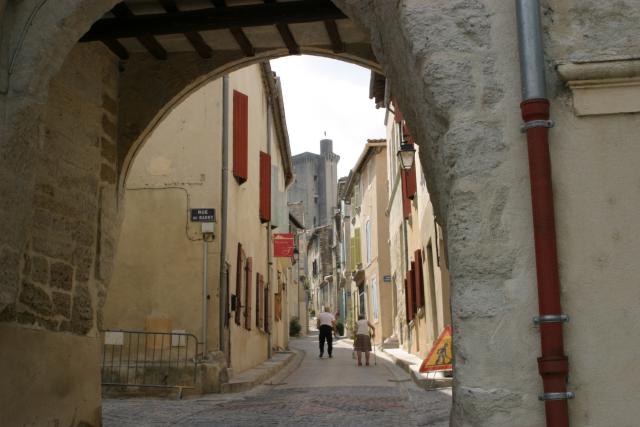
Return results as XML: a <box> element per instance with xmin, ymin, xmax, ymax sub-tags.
<box><xmin>0</xmin><ymin>2</ymin><xmax>545</xmax><ymax>427</ymax></box>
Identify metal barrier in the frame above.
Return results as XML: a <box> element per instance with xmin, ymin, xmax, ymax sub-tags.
<box><xmin>101</xmin><ymin>329</ymin><xmax>199</xmax><ymax>398</ymax></box>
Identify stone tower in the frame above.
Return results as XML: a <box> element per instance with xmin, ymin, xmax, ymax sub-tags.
<box><xmin>288</xmin><ymin>138</ymin><xmax>340</xmax><ymax>229</ymax></box>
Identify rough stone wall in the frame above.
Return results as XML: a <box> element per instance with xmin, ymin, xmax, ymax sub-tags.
<box><xmin>0</xmin><ymin>43</ymin><xmax>119</xmax><ymax>336</ymax></box>
<box><xmin>335</xmin><ymin>1</ymin><xmax>542</xmax><ymax>425</ymax></box>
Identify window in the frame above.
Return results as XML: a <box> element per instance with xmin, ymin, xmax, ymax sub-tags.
<box><xmin>365</xmin><ymin>220</ymin><xmax>372</xmax><ymax>264</ymax></box>
<box><xmin>371</xmin><ymin>276</ymin><xmax>379</xmax><ymax>321</ymax></box>
<box><xmin>259</xmin><ymin>151</ymin><xmax>271</xmax><ymax>223</ymax></box>
<box><xmin>358</xmin><ymin>285</ymin><xmax>366</xmax><ymax>317</ymax></box>
<box><xmin>235</xmin><ymin>243</ymin><xmax>245</xmax><ymax>326</ymax></box>
<box><xmin>351</xmin><ymin>228</ymin><xmax>362</xmax><ymax>268</ymax></box>
<box><xmin>244</xmin><ymin>257</ymin><xmax>253</xmax><ymax>330</ymax></box>
<box><xmin>232</xmin><ymin>90</ymin><xmax>248</xmax><ymax>184</ymax></box>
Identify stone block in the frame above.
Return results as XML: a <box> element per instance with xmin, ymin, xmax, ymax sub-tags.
<box><xmin>33</xmin><ymin>236</ymin><xmax>74</xmax><ymax>263</ymax></box>
<box><xmin>29</xmin><ymin>255</ymin><xmax>49</xmax><ymax>285</ymax></box>
<box><xmin>52</xmin><ymin>291</ymin><xmax>71</xmax><ymax>318</ymax></box>
<box><xmin>73</xmin><ymin>245</ymin><xmax>94</xmax><ymax>283</ymax></box>
<box><xmin>72</xmin><ymin>221</ymin><xmax>96</xmax><ymax>247</ymax></box>
<box><xmin>50</xmin><ymin>262</ymin><xmax>73</xmax><ymax>290</ymax></box>
<box><xmin>101</xmin><ymin>138</ymin><xmax>117</xmax><ymax>164</ymax></box>
<box><xmin>71</xmin><ymin>283</ymin><xmax>93</xmax><ymax>335</ymax></box>
<box><xmin>19</xmin><ymin>281</ymin><xmax>53</xmax><ymax>316</ymax></box>
<box><xmin>100</xmin><ymin>164</ymin><xmax>116</xmax><ymax>184</ymax></box>
<box><xmin>102</xmin><ymin>114</ymin><xmax>117</xmax><ymax>141</ymax></box>
<box><xmin>0</xmin><ymin>248</ymin><xmax>20</xmax><ymax>311</ymax></box>
<box><xmin>102</xmin><ymin>93</ymin><xmax>118</xmax><ymax>117</ymax></box>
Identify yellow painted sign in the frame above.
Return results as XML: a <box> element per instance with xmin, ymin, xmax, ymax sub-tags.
<box><xmin>419</xmin><ymin>326</ymin><xmax>453</xmax><ymax>373</ymax></box>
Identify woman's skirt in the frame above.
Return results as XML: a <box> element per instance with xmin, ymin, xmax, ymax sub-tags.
<box><xmin>354</xmin><ymin>334</ymin><xmax>372</xmax><ymax>352</ymax></box>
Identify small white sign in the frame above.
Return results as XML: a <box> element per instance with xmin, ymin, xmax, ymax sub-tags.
<box><xmin>172</xmin><ymin>330</ymin><xmax>187</xmax><ymax>347</ymax></box>
<box><xmin>105</xmin><ymin>331</ymin><xmax>124</xmax><ymax>345</ymax></box>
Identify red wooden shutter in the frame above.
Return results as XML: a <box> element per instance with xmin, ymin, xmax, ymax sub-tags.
<box><xmin>405</xmin><ymin>277</ymin><xmax>413</xmax><ymax>323</ymax></box>
<box><xmin>401</xmin><ymin>170</ymin><xmax>412</xmax><ymax>219</ymax></box>
<box><xmin>410</xmin><ymin>261</ymin><xmax>417</xmax><ymax>318</ymax></box>
<box><xmin>259</xmin><ymin>151</ymin><xmax>271</xmax><ymax>223</ymax></box>
<box><xmin>244</xmin><ymin>257</ymin><xmax>253</xmax><ymax>330</ymax></box>
<box><xmin>256</xmin><ymin>273</ymin><xmax>263</xmax><ymax>330</ymax></box>
<box><xmin>235</xmin><ymin>243</ymin><xmax>244</xmax><ymax>325</ymax></box>
<box><xmin>414</xmin><ymin>250</ymin><xmax>425</xmax><ymax>309</ymax></box>
<box><xmin>233</xmin><ymin>90</ymin><xmax>249</xmax><ymax>184</ymax></box>
<box><xmin>393</xmin><ymin>98</ymin><xmax>403</xmax><ymax>123</ymax></box>
<box><xmin>264</xmin><ymin>284</ymin><xmax>270</xmax><ymax>333</ymax></box>
<box><xmin>224</xmin><ymin>263</ymin><xmax>230</xmax><ymax>327</ymax></box>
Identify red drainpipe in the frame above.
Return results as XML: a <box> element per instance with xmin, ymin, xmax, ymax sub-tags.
<box><xmin>517</xmin><ymin>0</ymin><xmax>573</xmax><ymax>424</ymax></box>
<box><xmin>521</xmin><ymin>99</ymin><xmax>572</xmax><ymax>426</ymax></box>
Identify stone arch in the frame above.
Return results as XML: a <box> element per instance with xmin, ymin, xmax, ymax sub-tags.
<box><xmin>0</xmin><ymin>2</ymin><xmax>537</xmax><ymax>427</ymax></box>
<box><xmin>118</xmin><ymin>48</ymin><xmax>382</xmax><ymax>189</ymax></box>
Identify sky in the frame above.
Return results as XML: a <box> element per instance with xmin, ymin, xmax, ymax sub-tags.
<box><xmin>270</xmin><ymin>55</ymin><xmax>387</xmax><ymax>178</ymax></box>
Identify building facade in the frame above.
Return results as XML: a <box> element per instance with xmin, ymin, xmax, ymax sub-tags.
<box><xmin>384</xmin><ymin>105</ymin><xmax>452</xmax><ymax>358</ymax></box>
<box><xmin>105</xmin><ymin>63</ymin><xmax>294</xmax><ymax>382</ymax></box>
<box><xmin>342</xmin><ymin>140</ymin><xmax>393</xmax><ymax>345</ymax></box>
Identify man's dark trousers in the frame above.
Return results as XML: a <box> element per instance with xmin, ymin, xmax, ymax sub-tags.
<box><xmin>319</xmin><ymin>325</ymin><xmax>333</xmax><ymax>357</ymax></box>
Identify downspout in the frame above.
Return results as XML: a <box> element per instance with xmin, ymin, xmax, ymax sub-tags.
<box><xmin>266</xmin><ymin>98</ymin><xmax>273</xmax><ymax>359</ymax></box>
<box><xmin>218</xmin><ymin>75</ymin><xmax>230</xmax><ymax>354</ymax></box>
<box><xmin>515</xmin><ymin>1</ymin><xmax>573</xmax><ymax>426</ymax></box>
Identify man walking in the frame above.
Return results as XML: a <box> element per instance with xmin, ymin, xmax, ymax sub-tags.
<box><xmin>317</xmin><ymin>306</ymin><xmax>336</xmax><ymax>358</ymax></box>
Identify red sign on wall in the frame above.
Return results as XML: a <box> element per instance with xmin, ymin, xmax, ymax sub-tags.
<box><xmin>273</xmin><ymin>233</ymin><xmax>295</xmax><ymax>257</ymax></box>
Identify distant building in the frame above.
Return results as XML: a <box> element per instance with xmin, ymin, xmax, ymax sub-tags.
<box><xmin>288</xmin><ymin>139</ymin><xmax>339</xmax><ymax>228</ymax></box>
<box><xmin>342</xmin><ymin>140</ymin><xmax>393</xmax><ymax>345</ymax></box>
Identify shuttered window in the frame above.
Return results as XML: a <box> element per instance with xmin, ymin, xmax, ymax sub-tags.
<box><xmin>264</xmin><ymin>284</ymin><xmax>270</xmax><ymax>333</ymax></box>
<box><xmin>275</xmin><ymin>292</ymin><xmax>282</xmax><ymax>322</ymax></box>
<box><xmin>244</xmin><ymin>257</ymin><xmax>253</xmax><ymax>330</ymax></box>
<box><xmin>394</xmin><ymin>99</ymin><xmax>403</xmax><ymax>123</ymax></box>
<box><xmin>401</xmin><ymin>171</ymin><xmax>412</xmax><ymax>219</ymax></box>
<box><xmin>233</xmin><ymin>90</ymin><xmax>249</xmax><ymax>184</ymax></box>
<box><xmin>235</xmin><ymin>243</ymin><xmax>245</xmax><ymax>326</ymax></box>
<box><xmin>256</xmin><ymin>273</ymin><xmax>264</xmax><ymax>330</ymax></box>
<box><xmin>259</xmin><ymin>151</ymin><xmax>271</xmax><ymax>223</ymax></box>
<box><xmin>353</xmin><ymin>228</ymin><xmax>362</xmax><ymax>267</ymax></box>
<box><xmin>414</xmin><ymin>249</ymin><xmax>425</xmax><ymax>309</ymax></box>
<box><xmin>406</xmin><ymin>262</ymin><xmax>416</xmax><ymax>322</ymax></box>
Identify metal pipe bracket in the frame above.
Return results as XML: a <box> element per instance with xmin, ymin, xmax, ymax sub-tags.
<box><xmin>539</xmin><ymin>392</ymin><xmax>575</xmax><ymax>401</ymax></box>
<box><xmin>533</xmin><ymin>314</ymin><xmax>569</xmax><ymax>325</ymax></box>
<box><xmin>521</xmin><ymin>120</ymin><xmax>555</xmax><ymax>133</ymax></box>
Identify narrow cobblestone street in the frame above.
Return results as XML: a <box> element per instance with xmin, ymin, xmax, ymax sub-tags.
<box><xmin>103</xmin><ymin>332</ymin><xmax>452</xmax><ymax>426</ymax></box>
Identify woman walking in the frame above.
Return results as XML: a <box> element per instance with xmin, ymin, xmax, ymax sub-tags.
<box><xmin>354</xmin><ymin>315</ymin><xmax>375</xmax><ymax>366</ymax></box>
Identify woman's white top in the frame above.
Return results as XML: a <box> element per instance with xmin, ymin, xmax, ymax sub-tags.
<box><xmin>356</xmin><ymin>319</ymin><xmax>370</xmax><ymax>335</ymax></box>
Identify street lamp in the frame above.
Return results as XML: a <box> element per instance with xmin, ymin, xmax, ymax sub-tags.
<box><xmin>397</xmin><ymin>142</ymin><xmax>416</xmax><ymax>170</ymax></box>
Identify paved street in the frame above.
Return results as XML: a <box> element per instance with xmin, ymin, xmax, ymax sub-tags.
<box><xmin>103</xmin><ymin>332</ymin><xmax>452</xmax><ymax>426</ymax></box>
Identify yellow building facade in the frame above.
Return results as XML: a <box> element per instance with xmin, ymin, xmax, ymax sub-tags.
<box><xmin>105</xmin><ymin>63</ymin><xmax>294</xmax><ymax>386</ymax></box>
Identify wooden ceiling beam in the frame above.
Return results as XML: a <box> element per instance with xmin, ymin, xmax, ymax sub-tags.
<box><xmin>210</xmin><ymin>0</ymin><xmax>255</xmax><ymax>57</ymax></box>
<box><xmin>159</xmin><ymin>0</ymin><xmax>213</xmax><ymax>58</ymax></box>
<box><xmin>323</xmin><ymin>20</ymin><xmax>345</xmax><ymax>54</ymax></box>
<box><xmin>81</xmin><ymin>0</ymin><xmax>347</xmax><ymax>42</ymax></box>
<box><xmin>275</xmin><ymin>23</ymin><xmax>300</xmax><ymax>55</ymax></box>
<box><xmin>264</xmin><ymin>0</ymin><xmax>300</xmax><ymax>55</ymax></box>
<box><xmin>111</xmin><ymin>3</ymin><xmax>167</xmax><ymax>60</ymax></box>
<box><xmin>229</xmin><ymin>28</ymin><xmax>256</xmax><ymax>57</ymax></box>
<box><xmin>102</xmin><ymin>38</ymin><xmax>130</xmax><ymax>59</ymax></box>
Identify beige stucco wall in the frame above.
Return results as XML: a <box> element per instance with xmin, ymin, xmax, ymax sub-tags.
<box><xmin>107</xmin><ymin>65</ymin><xmax>290</xmax><ymax>375</ymax></box>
